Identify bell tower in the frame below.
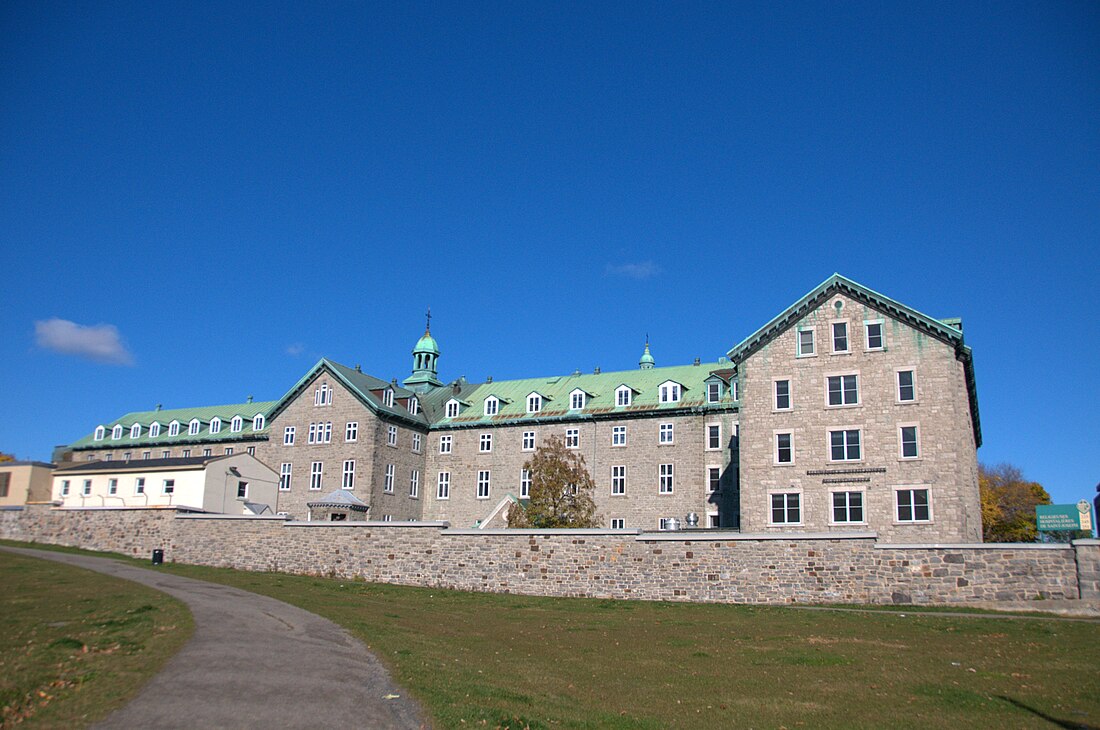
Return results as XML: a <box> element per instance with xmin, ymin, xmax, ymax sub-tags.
<box><xmin>403</xmin><ymin>309</ymin><xmax>444</xmax><ymax>392</ymax></box>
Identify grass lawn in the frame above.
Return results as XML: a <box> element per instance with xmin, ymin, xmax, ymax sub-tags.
<box><xmin>4</xmin><ymin>541</ymin><xmax>1098</xmax><ymax>729</ymax></box>
<box><xmin>0</xmin><ymin>550</ymin><xmax>193</xmax><ymax>729</ymax></box>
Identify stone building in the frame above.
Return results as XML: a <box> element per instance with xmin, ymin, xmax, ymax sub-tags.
<box><xmin>57</xmin><ymin>274</ymin><xmax>982</xmax><ymax>541</ymax></box>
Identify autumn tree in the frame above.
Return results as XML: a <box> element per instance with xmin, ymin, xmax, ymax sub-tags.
<box><xmin>980</xmin><ymin>463</ymin><xmax>1051</xmax><ymax>542</ymax></box>
<box><xmin>507</xmin><ymin>435</ymin><xmax>599</xmax><ymax>528</ymax></box>
<box><xmin>0</xmin><ymin>453</ymin><xmax>12</xmax><ymax>463</ymax></box>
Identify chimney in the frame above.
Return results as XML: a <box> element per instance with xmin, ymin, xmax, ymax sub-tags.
<box><xmin>355</xmin><ymin>364</ymin><xmax>362</xmax><ymax>372</ymax></box>
<box><xmin>693</xmin><ymin>358</ymin><xmax>700</xmax><ymax>366</ymax></box>
<box><xmin>156</xmin><ymin>403</ymin><xmax>162</xmax><ymax>411</ymax></box>
<box><xmin>486</xmin><ymin>376</ymin><xmax>493</xmax><ymax>383</ymax></box>
<box><xmin>247</xmin><ymin>395</ymin><xmax>253</xmax><ymax>403</ymax></box>
<box><xmin>594</xmin><ymin>367</ymin><xmax>601</xmax><ymax>374</ymax></box>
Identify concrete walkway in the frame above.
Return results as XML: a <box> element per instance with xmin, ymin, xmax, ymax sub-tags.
<box><xmin>1</xmin><ymin>547</ymin><xmax>427</xmax><ymax>729</ymax></box>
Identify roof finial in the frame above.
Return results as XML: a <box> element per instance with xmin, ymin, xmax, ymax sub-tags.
<box><xmin>425</xmin><ymin>306</ymin><xmax>432</xmax><ymax>335</ymax></box>
<box><xmin>639</xmin><ymin>335</ymin><xmax>655</xmax><ymax>369</ymax></box>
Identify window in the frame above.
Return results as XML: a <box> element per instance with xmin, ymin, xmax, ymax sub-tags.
<box><xmin>480</xmin><ymin>433</ymin><xmax>493</xmax><ymax>452</ymax></box>
<box><xmin>776</xmin><ymin>433</ymin><xmax>793</xmax><ymax>464</ymax></box>
<box><xmin>105</xmin><ymin>454</ymin><xmax>113</xmax><ymax>461</ymax></box>
<box><xmin>279</xmin><ymin>463</ymin><xmax>292</xmax><ymax>491</ymax></box>
<box><xmin>709</xmin><ymin>513</ymin><xmax>720</xmax><ymax>528</ymax></box>
<box><xmin>409</xmin><ymin>469</ymin><xmax>420</xmax><ymax>498</ymax></box>
<box><xmin>437</xmin><ymin>472</ymin><xmax>450</xmax><ymax>499</ymax></box>
<box><xmin>94</xmin><ymin>426</ymin><xmax>105</xmax><ymax>440</ymax></box>
<box><xmin>112</xmin><ymin>424</ymin><xmax>123</xmax><ymax>439</ymax></box>
<box><xmin>343</xmin><ymin>460</ymin><xmax>356</xmax><ymax>490</ymax></box>
<box><xmin>149</xmin><ymin>422</ymin><xmax>161</xmax><ymax>438</ymax></box>
<box><xmin>130</xmin><ymin>423</ymin><xmax>142</xmax><ymax>438</ymax></box>
<box><xmin>896</xmin><ymin>488</ymin><xmax>931</xmax><ymax>522</ymax></box>
<box><xmin>182</xmin><ymin>449</ymin><xmax>191</xmax><ymax>457</ymax></box>
<box><xmin>565</xmin><ymin>428</ymin><xmax>579</xmax><ymax>449</ymax></box>
<box><xmin>224</xmin><ymin>447</ymin><xmax>233</xmax><ymax>455</ymax></box>
<box><xmin>81</xmin><ymin>479</ymin><xmax>92</xmax><ymax>496</ymax></box>
<box><xmin>309</xmin><ymin>462</ymin><xmax>323</xmax><ymax>490</ymax></box>
<box><xmin>387</xmin><ymin>425</ymin><xmax>398</xmax><ymax>447</ymax></box>
<box><xmin>611</xmin><ymin>518</ymin><xmax>625</xmax><ymax>529</ymax></box>
<box><xmin>570</xmin><ymin>390</ymin><xmax>586</xmax><ymax>410</ymax></box>
<box><xmin>237</xmin><ymin>481</ymin><xmax>248</xmax><ymax>499</ymax></box>
<box><xmin>832</xmin><ymin>321</ymin><xmax>849</xmax><ymax>353</ymax></box>
<box><xmin>708</xmin><ymin>467</ymin><xmax>721</xmax><ymax>493</ymax></box>
<box><xmin>615</xmin><ymin>386</ymin><xmax>632</xmax><ymax>407</ymax></box>
<box><xmin>659</xmin><ymin>423</ymin><xmax>674</xmax><ymax>444</ymax></box>
<box><xmin>485</xmin><ymin>396</ymin><xmax>499</xmax><ymax>416</ymax></box>
<box><xmin>797</xmin><ymin>328</ymin><xmax>815</xmax><ymax>356</ymax></box>
<box><xmin>865</xmin><ymin>321</ymin><xmax>884</xmax><ymax>350</ymax></box>
<box><xmin>253</xmin><ymin>414</ymin><xmax>265</xmax><ymax>431</ymax></box>
<box><xmin>210</xmin><ymin>418</ymin><xmax>221</xmax><ymax>434</ymax></box>
<box><xmin>527</xmin><ymin>394</ymin><xmax>542</xmax><ymax>413</ymax></box>
<box><xmin>439</xmin><ymin>435</ymin><xmax>452</xmax><ymax>454</ymax></box>
<box><xmin>770</xmin><ymin>493</ymin><xmax>801</xmax><ymax>524</ymax></box>
<box><xmin>345</xmin><ymin>421</ymin><xmax>358</xmax><ymax>442</ymax></box>
<box><xmin>315</xmin><ymin>383</ymin><xmax>332</xmax><ymax>406</ymax></box>
<box><xmin>831</xmin><ymin>491</ymin><xmax>864</xmax><ymax>523</ymax></box>
<box><xmin>446</xmin><ymin>399</ymin><xmax>460</xmax><ymax>418</ymax></box>
<box><xmin>134</xmin><ymin>478</ymin><xmax>145</xmax><ymax>495</ymax></box>
<box><xmin>707</xmin><ymin>424</ymin><xmax>721</xmax><ymax>450</ymax></box>
<box><xmin>123</xmin><ymin>453</ymin><xmax>131</xmax><ymax>461</ymax></box>
<box><xmin>162</xmin><ymin>479</ymin><xmax>175</xmax><ymax>495</ymax></box>
<box><xmin>188</xmin><ymin>419</ymin><xmax>200</xmax><ymax>435</ymax></box>
<box><xmin>522</xmin><ymin>431</ymin><xmax>535</xmax><ymax>451</ymax></box>
<box><xmin>830</xmin><ymin>429</ymin><xmax>862</xmax><ymax>461</ymax></box>
<box><xmin>108</xmin><ymin>478</ymin><xmax>118</xmax><ymax>495</ymax></box>
<box><xmin>230</xmin><ymin>416</ymin><xmax>242</xmax><ymax>432</ymax></box>
<box><xmin>284</xmin><ymin>426</ymin><xmax>296</xmax><ymax>445</ymax></box>
<box><xmin>900</xmin><ymin>425</ymin><xmax>919</xmax><ymax>458</ymax></box>
<box><xmin>730</xmin><ymin>380</ymin><xmax>739</xmax><ymax>401</ymax></box>
<box><xmin>382</xmin><ymin>389</ymin><xmax>394</xmax><ymax>407</ymax></box>
<box><xmin>142</xmin><ymin>451</ymin><xmax>151</xmax><ymax>460</ymax></box>
<box><xmin>612</xmin><ymin>426</ymin><xmax>626</xmax><ymax>447</ymax></box>
<box><xmin>477</xmin><ymin>470</ymin><xmax>490</xmax><ymax>499</ymax></box>
<box><xmin>408</xmin><ymin>396</ymin><xmax>420</xmax><ymax>415</ymax></box>
<box><xmin>827</xmin><ymin>374</ymin><xmax>859</xmax><ymax>406</ymax></box>
<box><xmin>706</xmin><ymin>382</ymin><xmax>721</xmax><ymax>403</ymax></box>
<box><xmin>161</xmin><ymin>450</ymin><xmax>170</xmax><ymax>459</ymax></box>
<box><xmin>308</xmin><ymin>422</ymin><xmax>332</xmax><ymax>444</ymax></box>
<box><xmin>169</xmin><ymin>421</ymin><xmax>180</xmax><ymax>436</ymax></box>
<box><xmin>659</xmin><ymin>464</ymin><xmax>674</xmax><ymax>494</ymax></box>
<box><xmin>384</xmin><ymin>464</ymin><xmax>395</xmax><ymax>493</ymax></box>
<box><xmin>774</xmin><ymin>380</ymin><xmax>791</xmax><ymax>410</ymax></box>
<box><xmin>897</xmin><ymin>370</ymin><xmax>916</xmax><ymax>402</ymax></box>
<box><xmin>520</xmin><ymin>469</ymin><xmax>531</xmax><ymax>498</ymax></box>
<box><xmin>412</xmin><ymin>433</ymin><xmax>422</xmax><ymax>453</ymax></box>
<box><xmin>203</xmin><ymin>448</ymin><xmax>212</xmax><ymax>457</ymax></box>
<box><xmin>61</xmin><ymin>480</ymin><xmax>70</xmax><ymax>496</ymax></box>
<box><xmin>611</xmin><ymin>465</ymin><xmax>626</xmax><ymax>495</ymax></box>
<box><xmin>659</xmin><ymin>382</ymin><xmax>681</xmax><ymax>403</ymax></box>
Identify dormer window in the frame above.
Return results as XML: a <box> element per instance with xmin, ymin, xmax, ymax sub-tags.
<box><xmin>130</xmin><ymin>423</ymin><xmax>141</xmax><ymax>438</ymax></box>
<box><xmin>168</xmin><ymin>420</ymin><xmax>180</xmax><ymax>436</ymax></box>
<box><xmin>252</xmin><ymin>414</ymin><xmax>265</xmax><ymax>431</ymax></box>
<box><xmin>111</xmin><ymin>424</ymin><xmax>123</xmax><ymax>439</ymax></box>
<box><xmin>210</xmin><ymin>417</ymin><xmax>221</xmax><ymax>434</ymax></box>
<box><xmin>149</xmin><ymin>422</ymin><xmax>161</xmax><ymax>438</ymax></box>
<box><xmin>615</xmin><ymin>386</ymin><xmax>632</xmax><ymax>407</ymax></box>
<box><xmin>407</xmin><ymin>396</ymin><xmax>421</xmax><ymax>415</ymax></box>
<box><xmin>706</xmin><ymin>381</ymin><xmax>722</xmax><ymax>404</ymax></box>
<box><xmin>569</xmin><ymin>389</ymin><xmax>586</xmax><ymax>410</ymax></box>
<box><xmin>445</xmin><ymin>399</ymin><xmax>460</xmax><ymax>418</ymax></box>
<box><xmin>658</xmin><ymin>381</ymin><xmax>682</xmax><ymax>403</ymax></box>
<box><xmin>314</xmin><ymin>382</ymin><xmax>332</xmax><ymax>406</ymax></box>
<box><xmin>94</xmin><ymin>426</ymin><xmax>106</xmax><ymax>441</ymax></box>
<box><xmin>527</xmin><ymin>393</ymin><xmax>543</xmax><ymax>414</ymax></box>
<box><xmin>189</xmin><ymin>419</ymin><xmax>201</xmax><ymax>435</ymax></box>
<box><xmin>230</xmin><ymin>416</ymin><xmax>243</xmax><ymax>432</ymax></box>
<box><xmin>485</xmin><ymin>396</ymin><xmax>499</xmax><ymax>416</ymax></box>
<box><xmin>382</xmin><ymin>389</ymin><xmax>394</xmax><ymax>407</ymax></box>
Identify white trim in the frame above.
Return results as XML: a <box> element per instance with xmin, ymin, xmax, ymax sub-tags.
<box><xmin>824</xmin><ymin>371</ymin><xmax>860</xmax><ymax>408</ymax></box>
<box><xmin>827</xmin><ymin>487</ymin><xmax>867</xmax><ymax>526</ymax></box>
<box><xmin>773</xmin><ymin>377</ymin><xmax>792</xmax><ymax>411</ymax></box>
<box><xmin>863</xmin><ymin>319</ymin><xmax>885</xmax><ymax>351</ymax></box>
<box><xmin>773</xmin><ymin>430</ymin><xmax>794</xmax><ymax>466</ymax></box>
<box><xmin>830</xmin><ymin>318</ymin><xmax>851</xmax><ymax>354</ymax></box>
<box><xmin>705</xmin><ymin>422</ymin><xmax>722</xmax><ymax>450</ymax></box>
<box><xmin>895</xmin><ymin>368</ymin><xmax>918</xmax><ymax>404</ymax></box>
<box><xmin>898</xmin><ymin>422</ymin><xmax>921</xmax><ymax>460</ymax></box>
<box><xmin>767</xmin><ymin>488</ymin><xmax>803</xmax><ymax>526</ymax></box>
<box><xmin>796</xmin><ymin>326</ymin><xmax>816</xmax><ymax>357</ymax></box>
<box><xmin>893</xmin><ymin>485</ymin><xmax>933</xmax><ymax>524</ymax></box>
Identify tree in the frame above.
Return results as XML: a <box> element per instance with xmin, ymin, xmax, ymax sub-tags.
<box><xmin>979</xmin><ymin>463</ymin><xmax>1051</xmax><ymax>542</ymax></box>
<box><xmin>0</xmin><ymin>452</ymin><xmax>13</xmax><ymax>463</ymax></box>
<box><xmin>507</xmin><ymin>435</ymin><xmax>599</xmax><ymax>528</ymax></box>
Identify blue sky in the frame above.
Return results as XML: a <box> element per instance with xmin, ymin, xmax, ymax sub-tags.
<box><xmin>1</xmin><ymin>2</ymin><xmax>1097</xmax><ymax>505</ymax></box>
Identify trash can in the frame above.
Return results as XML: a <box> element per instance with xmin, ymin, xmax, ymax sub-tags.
<box><xmin>152</xmin><ymin>549</ymin><xmax>164</xmax><ymax>565</ymax></box>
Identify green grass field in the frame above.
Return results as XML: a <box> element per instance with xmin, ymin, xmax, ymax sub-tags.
<box><xmin>0</xmin><ymin>550</ymin><xmax>192</xmax><ymax>729</ymax></box>
<box><xmin>3</xmin><ymin>541</ymin><xmax>1098</xmax><ymax>729</ymax></box>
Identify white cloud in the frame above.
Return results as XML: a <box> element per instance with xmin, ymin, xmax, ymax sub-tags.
<box><xmin>605</xmin><ymin>260</ymin><xmax>661</xmax><ymax>280</ymax></box>
<box><xmin>285</xmin><ymin>343</ymin><xmax>305</xmax><ymax>356</ymax></box>
<box><xmin>34</xmin><ymin>318</ymin><xmax>134</xmax><ymax>365</ymax></box>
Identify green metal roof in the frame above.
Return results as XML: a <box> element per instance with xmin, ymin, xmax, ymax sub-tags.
<box><xmin>70</xmin><ymin>400</ymin><xmax>277</xmax><ymax>449</ymax></box>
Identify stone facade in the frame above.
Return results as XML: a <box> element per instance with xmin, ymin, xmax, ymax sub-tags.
<box><xmin>2</xmin><ymin>506</ymin><xmax>1095</xmax><ymax>605</ymax></box>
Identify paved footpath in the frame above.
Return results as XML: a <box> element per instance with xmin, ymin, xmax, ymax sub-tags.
<box><xmin>1</xmin><ymin>546</ymin><xmax>427</xmax><ymax>729</ymax></box>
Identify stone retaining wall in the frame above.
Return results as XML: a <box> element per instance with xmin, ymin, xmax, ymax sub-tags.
<box><xmin>2</xmin><ymin>506</ymin><xmax>1096</xmax><ymax>605</ymax></box>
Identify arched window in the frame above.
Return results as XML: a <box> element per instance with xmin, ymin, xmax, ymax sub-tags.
<box><xmin>407</xmin><ymin>397</ymin><xmax>420</xmax><ymax>415</ymax></box>
<box><xmin>189</xmin><ymin>419</ymin><xmax>201</xmax><ymax>435</ymax></box>
<box><xmin>168</xmin><ymin>420</ymin><xmax>180</xmax><ymax>436</ymax></box>
<box><xmin>111</xmin><ymin>424</ymin><xmax>123</xmax><ymax>439</ymax></box>
<box><xmin>484</xmin><ymin>396</ymin><xmax>499</xmax><ymax>416</ymax></box>
<box><xmin>382</xmin><ymin>389</ymin><xmax>394</xmax><ymax>407</ymax></box>
<box><xmin>130</xmin><ymin>423</ymin><xmax>142</xmax><ymax>438</ymax></box>
<box><xmin>149</xmin><ymin>422</ymin><xmax>161</xmax><ymax>437</ymax></box>
<box><xmin>252</xmin><ymin>414</ymin><xmax>265</xmax><ymax>431</ymax></box>
<box><xmin>209</xmin><ymin>417</ymin><xmax>221</xmax><ymax>434</ymax></box>
<box><xmin>94</xmin><ymin>425</ymin><xmax>106</xmax><ymax>441</ymax></box>
<box><xmin>231</xmin><ymin>416</ymin><xmax>243</xmax><ymax>432</ymax></box>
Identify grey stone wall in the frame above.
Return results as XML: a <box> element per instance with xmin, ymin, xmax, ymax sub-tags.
<box><xmin>2</xmin><ymin>506</ymin><xmax>1092</xmax><ymax>606</ymax></box>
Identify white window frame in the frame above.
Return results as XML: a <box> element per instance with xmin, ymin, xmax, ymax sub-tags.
<box><xmin>829</xmin><ymin>428</ymin><xmax>863</xmax><ymax>463</ymax></box>
<box><xmin>310</xmin><ymin>462</ymin><xmax>323</xmax><ymax>491</ymax></box>
<box><xmin>437</xmin><ymin>472</ymin><xmax>450</xmax><ymax>500</ymax></box>
<box><xmin>864</xmin><ymin>319</ymin><xmax>885</xmax><ymax>351</ymax></box>
<box><xmin>445</xmin><ymin>399</ymin><xmax>460</xmax><ymax>418</ymax></box>
<box><xmin>569</xmin><ymin>389</ymin><xmax>586</xmax><ymax>410</ymax></box>
<box><xmin>407</xmin><ymin>396</ymin><xmax>420</xmax><ymax>415</ymax></box>
<box><xmin>522</xmin><ymin>431</ymin><xmax>535</xmax><ymax>451</ymax></box>
<box><xmin>134</xmin><ymin>477</ymin><xmax>144</xmax><ymax>495</ymax></box>
<box><xmin>828</xmin><ymin>489</ymin><xmax>866</xmax><ymax>525</ymax></box>
<box><xmin>412</xmin><ymin>433</ymin><xmax>422</xmax><ymax>453</ymax></box>
<box><xmin>224</xmin><ymin>447</ymin><xmax>233</xmax><ymax>455</ymax></box>
<box><xmin>476</xmin><ymin>470</ymin><xmax>491</xmax><ymax>499</ymax></box>
<box><xmin>825</xmin><ymin>373</ymin><xmax>860</xmax><ymax>407</ymax></box>
<box><xmin>480</xmin><ymin>433</ymin><xmax>493</xmax><ymax>452</ymax></box>
<box><xmin>315</xmin><ymin>383</ymin><xmax>332</xmax><ymax>406</ymax></box>
<box><xmin>706</xmin><ymin>423</ymin><xmax>721</xmax><ymax>450</ymax></box>
<box><xmin>769</xmin><ymin>491</ymin><xmax>802</xmax><ymax>526</ymax></box>
<box><xmin>384</xmin><ymin>464</ymin><xmax>395</xmax><ymax>493</ymax></box>
<box><xmin>439</xmin><ymin>434</ymin><xmax>452</xmax><ymax>454</ymax></box>
<box><xmin>230</xmin><ymin>416</ymin><xmax>243</xmax><ymax>433</ymax></box>
<box><xmin>111</xmin><ymin>424</ymin><xmax>123</xmax><ymax>439</ymax></box>
<box><xmin>658</xmin><ymin>463</ymin><xmax>674</xmax><ymax>494</ymax></box>
<box><xmin>279</xmin><ymin>463</ymin><xmax>292</xmax><ymax>491</ymax></box>
<box><xmin>149</xmin><ymin>422</ymin><xmax>161</xmax><ymax>438</ymax></box>
<box><xmin>188</xmin><ymin>419</ymin><xmax>200</xmax><ymax>435</ymax></box>
<box><xmin>526</xmin><ymin>393</ymin><xmax>542</xmax><ymax>413</ymax></box>
<box><xmin>80</xmin><ymin>478</ymin><xmax>92</xmax><ymax>496</ymax></box>
<box><xmin>707</xmin><ymin>466</ymin><xmax>721</xmax><ymax>494</ymax></box>
<box><xmin>484</xmin><ymin>396</ymin><xmax>499</xmax><ymax>416</ymax></box>
<box><xmin>342</xmin><ymin>460</ymin><xmax>356</xmax><ymax>490</ymax></box>
<box><xmin>382</xmin><ymin>389</ymin><xmax>394</xmax><ymax>407</ymax></box>
<box><xmin>611</xmin><ymin>465</ymin><xmax>626</xmax><ymax>496</ymax></box>
<box><xmin>520</xmin><ymin>469</ymin><xmax>531</xmax><ymax>498</ymax></box>
<box><xmin>410</xmin><ymin>469</ymin><xmax>420</xmax><ymax>498</ymax></box>
<box><xmin>253</xmin><ymin>414</ymin><xmax>265</xmax><ymax>431</ymax></box>
<box><xmin>898</xmin><ymin>423</ymin><xmax>920</xmax><ymax>460</ymax></box>
<box><xmin>161</xmin><ymin>479</ymin><xmax>174</xmax><ymax>495</ymax></box>
<box><xmin>730</xmin><ymin>380</ymin><xmax>739</xmax><ymax>401</ymax></box>
<box><xmin>610</xmin><ymin>518</ymin><xmax>625</xmax><ymax>530</ymax></box>
<box><xmin>896</xmin><ymin>369</ymin><xmax>917</xmax><ymax>403</ymax></box>
<box><xmin>774</xmin><ymin>378</ymin><xmax>792</xmax><ymax>411</ymax></box>
<box><xmin>831</xmin><ymin>319</ymin><xmax>851</xmax><ymax>354</ymax></box>
<box><xmin>774</xmin><ymin>431</ymin><xmax>794</xmax><ymax>465</ymax></box>
<box><xmin>284</xmin><ymin>426</ymin><xmax>296</xmax><ymax>445</ymax></box>
<box><xmin>108</xmin><ymin>478</ymin><xmax>118</xmax><ymax>495</ymax></box>
<box><xmin>797</xmin><ymin>327</ymin><xmax>816</xmax><ymax>357</ymax></box>
<box><xmin>611</xmin><ymin>425</ymin><xmax>626</xmax><ymax>447</ymax></box>
<box><xmin>210</xmin><ymin>418</ymin><xmax>221</xmax><ymax>434</ymax></box>
<box><xmin>182</xmin><ymin>448</ymin><xmax>191</xmax><ymax>458</ymax></box>
<box><xmin>169</xmin><ymin>421</ymin><xmax>180</xmax><ymax>436</ymax></box>
<box><xmin>130</xmin><ymin>423</ymin><xmax>142</xmax><ymax>438</ymax></box>
<box><xmin>565</xmin><ymin>428</ymin><xmax>579</xmax><ymax>449</ymax></box>
<box><xmin>61</xmin><ymin>479</ymin><xmax>70</xmax><ymax>496</ymax></box>
<box><xmin>894</xmin><ymin>486</ymin><xmax>932</xmax><ymax>523</ymax></box>
<box><xmin>346</xmin><ymin>421</ymin><xmax>358</xmax><ymax>442</ymax></box>
<box><xmin>706</xmin><ymin>381</ymin><xmax>721</xmax><ymax>404</ymax></box>
<box><xmin>387</xmin><ymin>425</ymin><xmax>398</xmax><ymax>447</ymax></box>
<box><xmin>94</xmin><ymin>426</ymin><xmax>105</xmax><ymax>441</ymax></box>
<box><xmin>658</xmin><ymin>381</ymin><xmax>681</xmax><ymax>403</ymax></box>
<box><xmin>658</xmin><ymin>422</ymin><xmax>674</xmax><ymax>445</ymax></box>
<box><xmin>615</xmin><ymin>386</ymin><xmax>632</xmax><ymax>407</ymax></box>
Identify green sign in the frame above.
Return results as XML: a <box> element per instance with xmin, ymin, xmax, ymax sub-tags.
<box><xmin>1036</xmin><ymin>502</ymin><xmax>1093</xmax><ymax>532</ymax></box>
